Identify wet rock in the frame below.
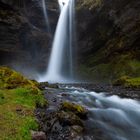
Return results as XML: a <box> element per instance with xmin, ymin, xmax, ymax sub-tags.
<box><xmin>60</xmin><ymin>102</ymin><xmax>88</xmax><ymax>119</ymax></box>
<box><xmin>61</xmin><ymin>93</ymin><xmax>69</xmax><ymax>97</ymax></box>
<box><xmin>31</xmin><ymin>131</ymin><xmax>47</xmax><ymax>140</ymax></box>
<box><xmin>71</xmin><ymin>125</ymin><xmax>84</xmax><ymax>134</ymax></box>
<box><xmin>48</xmin><ymin>83</ymin><xmax>59</xmax><ymax>89</ymax></box>
<box><xmin>52</xmin><ymin>97</ymin><xmax>57</xmax><ymax>102</ymax></box>
<box><xmin>38</xmin><ymin>82</ymin><xmax>49</xmax><ymax>89</ymax></box>
<box><xmin>39</xmin><ymin>82</ymin><xmax>59</xmax><ymax>89</ymax></box>
<box><xmin>57</xmin><ymin>111</ymin><xmax>83</xmax><ymax>127</ymax></box>
<box><xmin>69</xmin><ymin>125</ymin><xmax>84</xmax><ymax>139</ymax></box>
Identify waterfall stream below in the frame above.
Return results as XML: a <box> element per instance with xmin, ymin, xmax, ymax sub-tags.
<box><xmin>41</xmin><ymin>84</ymin><xmax>140</xmax><ymax>140</ymax></box>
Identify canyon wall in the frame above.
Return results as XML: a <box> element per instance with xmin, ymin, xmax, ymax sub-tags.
<box><xmin>76</xmin><ymin>0</ymin><xmax>140</xmax><ymax>82</ymax></box>
<box><xmin>0</xmin><ymin>0</ymin><xmax>140</xmax><ymax>82</ymax></box>
<box><xmin>0</xmin><ymin>0</ymin><xmax>58</xmax><ymax>77</ymax></box>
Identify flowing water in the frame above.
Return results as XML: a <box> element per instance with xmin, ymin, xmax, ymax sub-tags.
<box><xmin>46</xmin><ymin>85</ymin><xmax>140</xmax><ymax>140</ymax></box>
<box><xmin>39</xmin><ymin>0</ymin><xmax>75</xmax><ymax>83</ymax></box>
<box><xmin>41</xmin><ymin>0</ymin><xmax>51</xmax><ymax>33</ymax></box>
<box><xmin>69</xmin><ymin>0</ymin><xmax>75</xmax><ymax>78</ymax></box>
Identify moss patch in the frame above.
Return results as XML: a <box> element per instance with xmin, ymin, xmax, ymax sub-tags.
<box><xmin>78</xmin><ymin>53</ymin><xmax>140</xmax><ymax>83</ymax></box>
<box><xmin>0</xmin><ymin>67</ymin><xmax>46</xmax><ymax>140</ymax></box>
<box><xmin>0</xmin><ymin>67</ymin><xmax>39</xmax><ymax>90</ymax></box>
<box><xmin>113</xmin><ymin>76</ymin><xmax>140</xmax><ymax>88</ymax></box>
<box><xmin>61</xmin><ymin>102</ymin><xmax>87</xmax><ymax>119</ymax></box>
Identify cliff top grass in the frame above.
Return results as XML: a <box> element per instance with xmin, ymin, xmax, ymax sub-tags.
<box><xmin>0</xmin><ymin>67</ymin><xmax>46</xmax><ymax>140</ymax></box>
<box><xmin>113</xmin><ymin>76</ymin><xmax>140</xmax><ymax>89</ymax></box>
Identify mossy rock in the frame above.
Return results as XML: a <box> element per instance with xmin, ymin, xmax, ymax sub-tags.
<box><xmin>0</xmin><ymin>67</ymin><xmax>38</xmax><ymax>90</ymax></box>
<box><xmin>57</xmin><ymin>111</ymin><xmax>83</xmax><ymax>127</ymax></box>
<box><xmin>60</xmin><ymin>102</ymin><xmax>88</xmax><ymax>119</ymax></box>
<box><xmin>39</xmin><ymin>82</ymin><xmax>59</xmax><ymax>89</ymax></box>
<box><xmin>113</xmin><ymin>76</ymin><xmax>140</xmax><ymax>89</ymax></box>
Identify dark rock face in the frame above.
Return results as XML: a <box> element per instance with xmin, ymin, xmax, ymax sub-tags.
<box><xmin>0</xmin><ymin>0</ymin><xmax>140</xmax><ymax>81</ymax></box>
<box><xmin>36</xmin><ymin>108</ymin><xmax>86</xmax><ymax>140</ymax></box>
<box><xmin>0</xmin><ymin>0</ymin><xmax>58</xmax><ymax>77</ymax></box>
<box><xmin>76</xmin><ymin>0</ymin><xmax>140</xmax><ymax>82</ymax></box>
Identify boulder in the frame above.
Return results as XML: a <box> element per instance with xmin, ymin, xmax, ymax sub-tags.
<box><xmin>60</xmin><ymin>102</ymin><xmax>88</xmax><ymax>119</ymax></box>
<box><xmin>57</xmin><ymin>111</ymin><xmax>83</xmax><ymax>127</ymax></box>
<box><xmin>31</xmin><ymin>131</ymin><xmax>47</xmax><ymax>140</ymax></box>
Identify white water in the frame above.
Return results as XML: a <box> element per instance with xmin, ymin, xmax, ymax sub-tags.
<box><xmin>41</xmin><ymin>0</ymin><xmax>51</xmax><ymax>33</ymax></box>
<box><xmin>69</xmin><ymin>0</ymin><xmax>75</xmax><ymax>77</ymax></box>
<box><xmin>39</xmin><ymin>0</ymin><xmax>75</xmax><ymax>83</ymax></box>
<box><xmin>60</xmin><ymin>86</ymin><xmax>140</xmax><ymax>140</ymax></box>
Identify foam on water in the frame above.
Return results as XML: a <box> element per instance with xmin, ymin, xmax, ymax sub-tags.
<box><xmin>61</xmin><ymin>85</ymin><xmax>140</xmax><ymax>140</ymax></box>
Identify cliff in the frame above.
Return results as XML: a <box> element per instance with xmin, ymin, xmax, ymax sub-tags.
<box><xmin>0</xmin><ymin>0</ymin><xmax>58</xmax><ymax>77</ymax></box>
<box><xmin>76</xmin><ymin>0</ymin><xmax>140</xmax><ymax>82</ymax></box>
<box><xmin>0</xmin><ymin>0</ymin><xmax>140</xmax><ymax>82</ymax></box>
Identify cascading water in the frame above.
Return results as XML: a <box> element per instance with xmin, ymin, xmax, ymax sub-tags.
<box><xmin>41</xmin><ymin>0</ymin><xmax>51</xmax><ymax>33</ymax></box>
<box><xmin>39</xmin><ymin>0</ymin><xmax>75</xmax><ymax>83</ymax></box>
<box><xmin>48</xmin><ymin>85</ymin><xmax>140</xmax><ymax>140</ymax></box>
<box><xmin>69</xmin><ymin>0</ymin><xmax>75</xmax><ymax>78</ymax></box>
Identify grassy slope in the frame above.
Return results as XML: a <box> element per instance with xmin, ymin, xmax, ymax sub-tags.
<box><xmin>0</xmin><ymin>67</ymin><xmax>46</xmax><ymax>140</ymax></box>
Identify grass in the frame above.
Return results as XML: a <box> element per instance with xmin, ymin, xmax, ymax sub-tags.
<box><xmin>0</xmin><ymin>87</ymin><xmax>46</xmax><ymax>140</ymax></box>
<box><xmin>0</xmin><ymin>67</ymin><xmax>47</xmax><ymax>140</ymax></box>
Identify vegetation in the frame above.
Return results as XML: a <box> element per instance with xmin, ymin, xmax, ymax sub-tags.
<box><xmin>61</xmin><ymin>102</ymin><xmax>87</xmax><ymax>118</ymax></box>
<box><xmin>0</xmin><ymin>67</ymin><xmax>46</xmax><ymax>140</ymax></box>
<box><xmin>0</xmin><ymin>67</ymin><xmax>39</xmax><ymax>90</ymax></box>
<box><xmin>113</xmin><ymin>76</ymin><xmax>140</xmax><ymax>88</ymax></box>
<box><xmin>78</xmin><ymin>53</ymin><xmax>140</xmax><ymax>83</ymax></box>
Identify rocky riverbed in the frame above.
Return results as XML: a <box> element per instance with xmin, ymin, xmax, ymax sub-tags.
<box><xmin>35</xmin><ymin>83</ymin><xmax>140</xmax><ymax>140</ymax></box>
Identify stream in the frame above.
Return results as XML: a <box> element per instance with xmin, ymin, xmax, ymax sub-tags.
<box><xmin>43</xmin><ymin>84</ymin><xmax>140</xmax><ymax>140</ymax></box>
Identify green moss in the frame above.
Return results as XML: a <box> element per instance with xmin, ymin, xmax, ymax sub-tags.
<box><xmin>0</xmin><ymin>67</ymin><xmax>46</xmax><ymax>140</ymax></box>
<box><xmin>61</xmin><ymin>102</ymin><xmax>87</xmax><ymax>118</ymax></box>
<box><xmin>113</xmin><ymin>76</ymin><xmax>140</xmax><ymax>88</ymax></box>
<box><xmin>78</xmin><ymin>53</ymin><xmax>140</xmax><ymax>83</ymax></box>
<box><xmin>62</xmin><ymin>102</ymin><xmax>84</xmax><ymax>112</ymax></box>
<box><xmin>0</xmin><ymin>67</ymin><xmax>39</xmax><ymax>90</ymax></box>
<box><xmin>0</xmin><ymin>87</ymin><xmax>46</xmax><ymax>140</ymax></box>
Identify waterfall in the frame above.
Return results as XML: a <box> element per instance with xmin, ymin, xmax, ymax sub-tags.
<box><xmin>69</xmin><ymin>0</ymin><xmax>75</xmax><ymax>78</ymax></box>
<box><xmin>41</xmin><ymin>0</ymin><xmax>51</xmax><ymax>33</ymax></box>
<box><xmin>39</xmin><ymin>0</ymin><xmax>75</xmax><ymax>83</ymax></box>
